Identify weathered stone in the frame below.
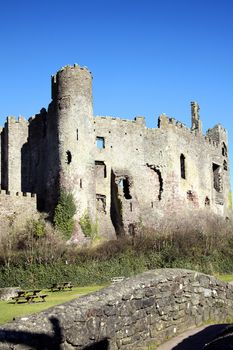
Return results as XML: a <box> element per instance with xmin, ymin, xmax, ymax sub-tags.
<box><xmin>0</xmin><ymin>65</ymin><xmax>231</xmax><ymax>239</ymax></box>
<box><xmin>1</xmin><ymin>269</ymin><xmax>233</xmax><ymax>349</ymax></box>
<box><xmin>0</xmin><ymin>287</ymin><xmax>20</xmax><ymax>301</ymax></box>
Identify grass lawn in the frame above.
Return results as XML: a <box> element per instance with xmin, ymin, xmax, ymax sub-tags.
<box><xmin>0</xmin><ymin>285</ymin><xmax>105</xmax><ymax>325</ymax></box>
<box><xmin>217</xmin><ymin>274</ymin><xmax>233</xmax><ymax>283</ymax></box>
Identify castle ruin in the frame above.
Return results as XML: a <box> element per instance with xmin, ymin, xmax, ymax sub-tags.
<box><xmin>0</xmin><ymin>64</ymin><xmax>231</xmax><ymax>238</ymax></box>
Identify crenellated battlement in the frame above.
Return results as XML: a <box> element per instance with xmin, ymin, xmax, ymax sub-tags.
<box><xmin>52</xmin><ymin>64</ymin><xmax>92</xmax><ymax>85</ymax></box>
<box><xmin>158</xmin><ymin>114</ymin><xmax>222</xmax><ymax>149</ymax></box>
<box><xmin>6</xmin><ymin>115</ymin><xmax>28</xmax><ymax>125</ymax></box>
<box><xmin>0</xmin><ymin>190</ymin><xmax>37</xmax><ymax>199</ymax></box>
<box><xmin>95</xmin><ymin>115</ymin><xmax>146</xmax><ymax>127</ymax></box>
<box><xmin>58</xmin><ymin>63</ymin><xmax>92</xmax><ymax>75</ymax></box>
<box><xmin>94</xmin><ymin>115</ymin><xmax>145</xmax><ymax>124</ymax></box>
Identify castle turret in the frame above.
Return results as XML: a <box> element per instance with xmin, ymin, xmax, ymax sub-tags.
<box><xmin>47</xmin><ymin>64</ymin><xmax>96</xmax><ymax>223</ymax></box>
<box><xmin>191</xmin><ymin>101</ymin><xmax>202</xmax><ymax>134</ymax></box>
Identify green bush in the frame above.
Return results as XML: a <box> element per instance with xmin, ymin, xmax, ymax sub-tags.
<box><xmin>54</xmin><ymin>191</ymin><xmax>76</xmax><ymax>238</ymax></box>
<box><xmin>79</xmin><ymin>210</ymin><xmax>98</xmax><ymax>239</ymax></box>
<box><xmin>1</xmin><ymin>214</ymin><xmax>233</xmax><ymax>289</ymax></box>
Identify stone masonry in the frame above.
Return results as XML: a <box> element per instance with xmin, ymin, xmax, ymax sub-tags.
<box><xmin>1</xmin><ymin>268</ymin><xmax>233</xmax><ymax>349</ymax></box>
<box><xmin>0</xmin><ymin>64</ymin><xmax>231</xmax><ymax>238</ymax></box>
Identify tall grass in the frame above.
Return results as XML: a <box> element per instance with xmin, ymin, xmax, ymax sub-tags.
<box><xmin>0</xmin><ymin>212</ymin><xmax>233</xmax><ymax>288</ymax></box>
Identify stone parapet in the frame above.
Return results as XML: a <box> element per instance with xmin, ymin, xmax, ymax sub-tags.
<box><xmin>0</xmin><ymin>269</ymin><xmax>233</xmax><ymax>349</ymax></box>
<box><xmin>159</xmin><ymin>114</ymin><xmax>221</xmax><ymax>149</ymax></box>
<box><xmin>6</xmin><ymin>115</ymin><xmax>28</xmax><ymax>125</ymax></box>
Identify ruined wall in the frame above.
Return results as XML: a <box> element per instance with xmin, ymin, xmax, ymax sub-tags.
<box><xmin>0</xmin><ymin>191</ymin><xmax>38</xmax><ymax>229</ymax></box>
<box><xmin>0</xmin><ymin>65</ymin><xmax>231</xmax><ymax>239</ymax></box>
<box><xmin>0</xmin><ymin>126</ymin><xmax>8</xmax><ymax>190</ymax></box>
<box><xmin>158</xmin><ymin>115</ymin><xmax>231</xmax><ymax>217</ymax></box>
<box><xmin>94</xmin><ymin>116</ymin><xmax>147</xmax><ymax>236</ymax></box>
<box><xmin>94</xmin><ymin>112</ymin><xmax>231</xmax><ymax>236</ymax></box>
<box><xmin>26</xmin><ymin>109</ymin><xmax>48</xmax><ymax>210</ymax></box>
<box><xmin>0</xmin><ymin>117</ymin><xmax>28</xmax><ymax>193</ymax></box>
<box><xmin>1</xmin><ymin>269</ymin><xmax>233</xmax><ymax>350</ymax></box>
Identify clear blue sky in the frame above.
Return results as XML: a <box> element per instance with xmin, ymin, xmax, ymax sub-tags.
<box><xmin>0</xmin><ymin>0</ymin><xmax>232</xmax><ymax>190</ymax></box>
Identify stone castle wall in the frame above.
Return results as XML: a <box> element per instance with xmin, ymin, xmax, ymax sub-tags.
<box><xmin>0</xmin><ymin>191</ymin><xmax>37</xmax><ymax>230</ymax></box>
<box><xmin>1</xmin><ymin>269</ymin><xmax>233</xmax><ymax>349</ymax></box>
<box><xmin>0</xmin><ymin>64</ymin><xmax>231</xmax><ymax>238</ymax></box>
<box><xmin>93</xmin><ymin>111</ymin><xmax>231</xmax><ymax>236</ymax></box>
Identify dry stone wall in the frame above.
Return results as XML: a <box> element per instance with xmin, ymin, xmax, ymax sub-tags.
<box><xmin>1</xmin><ymin>269</ymin><xmax>233</xmax><ymax>350</ymax></box>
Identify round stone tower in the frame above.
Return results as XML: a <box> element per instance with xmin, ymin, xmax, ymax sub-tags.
<box><xmin>50</xmin><ymin>64</ymin><xmax>96</xmax><ymax>225</ymax></box>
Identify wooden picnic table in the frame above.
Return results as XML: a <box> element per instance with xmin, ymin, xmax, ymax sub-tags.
<box><xmin>15</xmin><ymin>290</ymin><xmax>26</xmax><ymax>297</ymax></box>
<box><xmin>26</xmin><ymin>289</ymin><xmax>42</xmax><ymax>295</ymax></box>
<box><xmin>11</xmin><ymin>289</ymin><xmax>48</xmax><ymax>304</ymax></box>
<box><xmin>50</xmin><ymin>282</ymin><xmax>73</xmax><ymax>292</ymax></box>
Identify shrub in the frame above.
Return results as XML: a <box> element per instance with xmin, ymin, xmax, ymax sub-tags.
<box><xmin>54</xmin><ymin>191</ymin><xmax>76</xmax><ymax>238</ymax></box>
<box><xmin>1</xmin><ymin>211</ymin><xmax>233</xmax><ymax>288</ymax></box>
<box><xmin>79</xmin><ymin>210</ymin><xmax>98</xmax><ymax>239</ymax></box>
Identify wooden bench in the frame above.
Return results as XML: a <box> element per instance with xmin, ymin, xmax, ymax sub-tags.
<box><xmin>111</xmin><ymin>277</ymin><xmax>125</xmax><ymax>284</ymax></box>
<box><xmin>11</xmin><ymin>290</ymin><xmax>48</xmax><ymax>303</ymax></box>
<box><xmin>50</xmin><ymin>282</ymin><xmax>73</xmax><ymax>292</ymax></box>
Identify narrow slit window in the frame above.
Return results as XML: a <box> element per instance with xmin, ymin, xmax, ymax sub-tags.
<box><xmin>66</xmin><ymin>151</ymin><xmax>72</xmax><ymax>164</ymax></box>
<box><xmin>76</xmin><ymin>129</ymin><xmax>79</xmax><ymax>140</ymax></box>
<box><xmin>180</xmin><ymin>154</ymin><xmax>186</xmax><ymax>179</ymax></box>
<box><xmin>222</xmin><ymin>142</ymin><xmax>227</xmax><ymax>157</ymax></box>
<box><xmin>96</xmin><ymin>137</ymin><xmax>105</xmax><ymax>149</ymax></box>
<box><xmin>123</xmin><ymin>178</ymin><xmax>132</xmax><ymax>199</ymax></box>
<box><xmin>223</xmin><ymin>160</ymin><xmax>228</xmax><ymax>170</ymax></box>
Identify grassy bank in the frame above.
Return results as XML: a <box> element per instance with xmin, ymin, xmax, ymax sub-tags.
<box><xmin>0</xmin><ymin>285</ymin><xmax>104</xmax><ymax>325</ymax></box>
<box><xmin>1</xmin><ymin>214</ymin><xmax>233</xmax><ymax>289</ymax></box>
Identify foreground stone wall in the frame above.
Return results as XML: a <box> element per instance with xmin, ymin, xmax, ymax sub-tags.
<box><xmin>1</xmin><ymin>269</ymin><xmax>233</xmax><ymax>350</ymax></box>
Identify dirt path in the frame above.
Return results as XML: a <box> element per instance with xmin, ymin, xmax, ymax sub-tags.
<box><xmin>156</xmin><ymin>324</ymin><xmax>228</xmax><ymax>350</ymax></box>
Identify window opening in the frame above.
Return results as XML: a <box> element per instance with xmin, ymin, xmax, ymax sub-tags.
<box><xmin>222</xmin><ymin>142</ymin><xmax>227</xmax><ymax>157</ymax></box>
<box><xmin>130</xmin><ymin>202</ymin><xmax>133</xmax><ymax>211</ymax></box>
<box><xmin>123</xmin><ymin>178</ymin><xmax>132</xmax><ymax>199</ymax></box>
<box><xmin>213</xmin><ymin>163</ymin><xmax>222</xmax><ymax>192</ymax></box>
<box><xmin>80</xmin><ymin>179</ymin><xmax>82</xmax><ymax>188</ymax></box>
<box><xmin>95</xmin><ymin>161</ymin><xmax>107</xmax><ymax>178</ymax></box>
<box><xmin>66</xmin><ymin>151</ymin><xmax>72</xmax><ymax>164</ymax></box>
<box><xmin>96</xmin><ymin>194</ymin><xmax>106</xmax><ymax>213</ymax></box>
<box><xmin>223</xmin><ymin>160</ymin><xmax>228</xmax><ymax>170</ymax></box>
<box><xmin>146</xmin><ymin>164</ymin><xmax>163</xmax><ymax>201</ymax></box>
<box><xmin>118</xmin><ymin>179</ymin><xmax>123</xmax><ymax>188</ymax></box>
<box><xmin>96</xmin><ymin>137</ymin><xmax>105</xmax><ymax>149</ymax></box>
<box><xmin>180</xmin><ymin>154</ymin><xmax>186</xmax><ymax>179</ymax></box>
<box><xmin>205</xmin><ymin>196</ymin><xmax>210</xmax><ymax>206</ymax></box>
<box><xmin>76</xmin><ymin>129</ymin><xmax>78</xmax><ymax>140</ymax></box>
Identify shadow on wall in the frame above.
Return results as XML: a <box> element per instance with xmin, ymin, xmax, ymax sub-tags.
<box><xmin>83</xmin><ymin>339</ymin><xmax>109</xmax><ymax>349</ymax></box>
<box><xmin>0</xmin><ymin>317</ymin><xmax>109</xmax><ymax>350</ymax></box>
<box><xmin>171</xmin><ymin>324</ymin><xmax>229</xmax><ymax>350</ymax></box>
<box><xmin>0</xmin><ymin>317</ymin><xmax>62</xmax><ymax>350</ymax></box>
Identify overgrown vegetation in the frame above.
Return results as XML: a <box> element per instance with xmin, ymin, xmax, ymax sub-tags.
<box><xmin>80</xmin><ymin>210</ymin><xmax>98</xmax><ymax>239</ymax></box>
<box><xmin>54</xmin><ymin>191</ymin><xmax>76</xmax><ymax>238</ymax></box>
<box><xmin>0</xmin><ymin>212</ymin><xmax>233</xmax><ymax>289</ymax></box>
